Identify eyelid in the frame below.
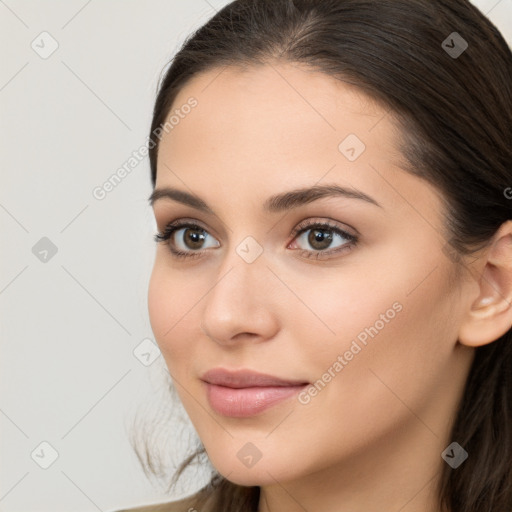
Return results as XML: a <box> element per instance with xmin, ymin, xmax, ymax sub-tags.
<box><xmin>155</xmin><ymin>217</ymin><xmax>355</xmax><ymax>243</ymax></box>
<box><xmin>155</xmin><ymin>216</ymin><xmax>358</xmax><ymax>261</ymax></box>
<box><xmin>154</xmin><ymin>219</ymin><xmax>219</xmax><ymax>247</ymax></box>
<box><xmin>288</xmin><ymin>219</ymin><xmax>358</xmax><ymax>259</ymax></box>
<box><xmin>290</xmin><ymin>217</ymin><xmax>358</xmax><ymax>239</ymax></box>
<box><xmin>155</xmin><ymin>217</ymin><xmax>218</xmax><ymax>243</ymax></box>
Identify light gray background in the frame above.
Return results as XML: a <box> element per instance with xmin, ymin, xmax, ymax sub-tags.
<box><xmin>1</xmin><ymin>1</ymin><xmax>511</xmax><ymax>511</ymax></box>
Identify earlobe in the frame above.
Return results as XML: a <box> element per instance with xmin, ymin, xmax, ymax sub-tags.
<box><xmin>458</xmin><ymin>220</ymin><xmax>512</xmax><ymax>348</ymax></box>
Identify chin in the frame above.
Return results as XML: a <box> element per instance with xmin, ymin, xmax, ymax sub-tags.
<box><xmin>207</xmin><ymin>449</ymin><xmax>301</xmax><ymax>487</ymax></box>
<box><xmin>218</xmin><ymin>467</ymin><xmax>281</xmax><ymax>487</ymax></box>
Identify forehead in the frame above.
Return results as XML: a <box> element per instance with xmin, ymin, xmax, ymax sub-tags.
<box><xmin>166</xmin><ymin>61</ymin><xmax>390</xmax><ymax>152</ymax></box>
<box><xmin>155</xmin><ymin>62</ymin><xmax>443</xmax><ymax>223</ymax></box>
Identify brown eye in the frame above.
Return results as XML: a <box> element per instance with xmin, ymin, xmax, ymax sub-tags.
<box><xmin>289</xmin><ymin>220</ymin><xmax>358</xmax><ymax>260</ymax></box>
<box><xmin>306</xmin><ymin>228</ymin><xmax>334</xmax><ymax>251</ymax></box>
<box><xmin>180</xmin><ymin>227</ymin><xmax>207</xmax><ymax>250</ymax></box>
<box><xmin>154</xmin><ymin>221</ymin><xmax>220</xmax><ymax>258</ymax></box>
<box><xmin>292</xmin><ymin>223</ymin><xmax>355</xmax><ymax>252</ymax></box>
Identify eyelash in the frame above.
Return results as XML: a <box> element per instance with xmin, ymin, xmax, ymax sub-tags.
<box><xmin>153</xmin><ymin>219</ymin><xmax>358</xmax><ymax>261</ymax></box>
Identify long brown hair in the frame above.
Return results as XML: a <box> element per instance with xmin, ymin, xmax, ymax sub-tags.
<box><xmin>138</xmin><ymin>1</ymin><xmax>512</xmax><ymax>510</ymax></box>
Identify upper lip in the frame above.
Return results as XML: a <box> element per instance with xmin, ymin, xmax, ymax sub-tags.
<box><xmin>201</xmin><ymin>368</ymin><xmax>309</xmax><ymax>388</ymax></box>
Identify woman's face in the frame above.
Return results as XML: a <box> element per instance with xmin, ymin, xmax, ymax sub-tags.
<box><xmin>148</xmin><ymin>62</ymin><xmax>475</xmax><ymax>487</ymax></box>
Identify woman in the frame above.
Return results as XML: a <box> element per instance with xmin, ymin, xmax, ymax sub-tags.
<box><xmin>116</xmin><ymin>0</ymin><xmax>512</xmax><ymax>511</ymax></box>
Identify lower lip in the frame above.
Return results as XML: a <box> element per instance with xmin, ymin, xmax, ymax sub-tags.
<box><xmin>204</xmin><ymin>382</ymin><xmax>308</xmax><ymax>417</ymax></box>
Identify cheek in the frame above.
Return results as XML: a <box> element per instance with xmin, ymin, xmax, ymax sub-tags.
<box><xmin>299</xmin><ymin>238</ymin><xmax>456</xmax><ymax>364</ymax></box>
<box><xmin>291</xmin><ymin>249</ymin><xmax>458</xmax><ymax>414</ymax></box>
<box><xmin>148</xmin><ymin>263</ymin><xmax>188</xmax><ymax>357</ymax></box>
<box><xmin>323</xmin><ymin>279</ymin><xmax>455</xmax><ymax>421</ymax></box>
<box><xmin>147</xmin><ymin>265</ymin><xmax>171</xmax><ymax>343</ymax></box>
<box><xmin>147</xmin><ymin>261</ymin><xmax>208</xmax><ymax>369</ymax></box>
<box><xmin>286</xmin><ymin>268</ymin><xmax>404</xmax><ymax>367</ymax></box>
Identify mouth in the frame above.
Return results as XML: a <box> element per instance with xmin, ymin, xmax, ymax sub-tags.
<box><xmin>200</xmin><ymin>368</ymin><xmax>309</xmax><ymax>417</ymax></box>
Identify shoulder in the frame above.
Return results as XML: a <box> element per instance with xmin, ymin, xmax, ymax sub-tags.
<box><xmin>110</xmin><ymin>493</ymin><xmax>201</xmax><ymax>512</ymax></box>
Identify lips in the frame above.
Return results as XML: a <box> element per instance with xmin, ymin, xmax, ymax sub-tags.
<box><xmin>201</xmin><ymin>368</ymin><xmax>308</xmax><ymax>388</ymax></box>
<box><xmin>201</xmin><ymin>368</ymin><xmax>309</xmax><ymax>417</ymax></box>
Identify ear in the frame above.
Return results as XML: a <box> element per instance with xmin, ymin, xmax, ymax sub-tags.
<box><xmin>458</xmin><ymin>220</ymin><xmax>512</xmax><ymax>347</ymax></box>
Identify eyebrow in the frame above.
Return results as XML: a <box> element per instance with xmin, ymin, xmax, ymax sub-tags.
<box><xmin>148</xmin><ymin>184</ymin><xmax>382</xmax><ymax>213</ymax></box>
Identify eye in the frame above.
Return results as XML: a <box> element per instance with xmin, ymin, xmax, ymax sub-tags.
<box><xmin>288</xmin><ymin>219</ymin><xmax>358</xmax><ymax>259</ymax></box>
<box><xmin>154</xmin><ymin>218</ymin><xmax>358</xmax><ymax>261</ymax></box>
<box><xmin>154</xmin><ymin>220</ymin><xmax>220</xmax><ymax>259</ymax></box>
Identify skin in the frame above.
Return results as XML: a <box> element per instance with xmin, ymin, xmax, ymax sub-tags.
<box><xmin>147</xmin><ymin>61</ymin><xmax>512</xmax><ymax>512</ymax></box>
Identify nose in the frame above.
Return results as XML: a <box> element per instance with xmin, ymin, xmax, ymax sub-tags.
<box><xmin>200</xmin><ymin>247</ymin><xmax>280</xmax><ymax>347</ymax></box>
